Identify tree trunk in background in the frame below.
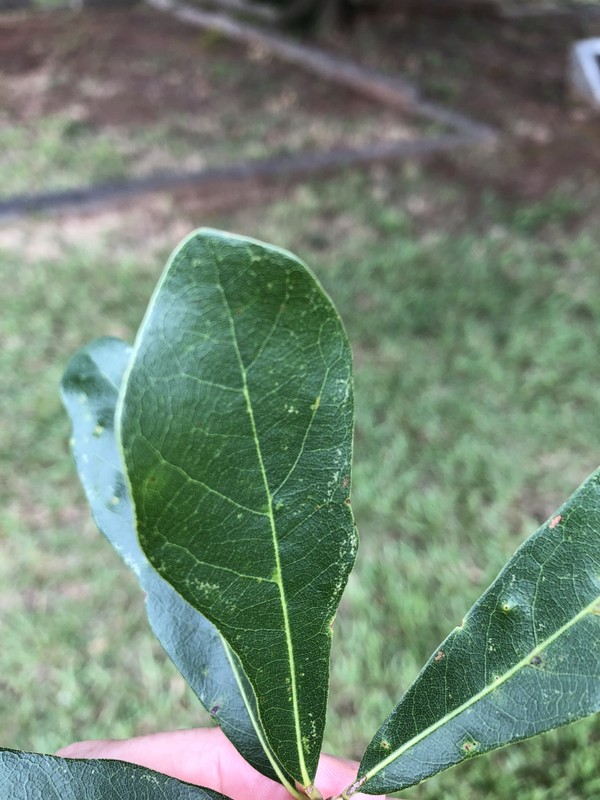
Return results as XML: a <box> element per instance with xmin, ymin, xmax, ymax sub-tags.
<box><xmin>314</xmin><ymin>0</ymin><xmax>344</xmax><ymax>33</ymax></box>
<box><xmin>371</xmin><ymin>0</ymin><xmax>499</xmax><ymax>18</ymax></box>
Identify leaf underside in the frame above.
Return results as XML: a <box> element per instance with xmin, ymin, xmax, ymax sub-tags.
<box><xmin>359</xmin><ymin>468</ymin><xmax>600</xmax><ymax>794</ymax></box>
<box><xmin>118</xmin><ymin>229</ymin><xmax>357</xmax><ymax>784</ymax></box>
<box><xmin>0</xmin><ymin>749</ymin><xmax>230</xmax><ymax>800</ymax></box>
<box><xmin>61</xmin><ymin>337</ymin><xmax>290</xmax><ymax>786</ymax></box>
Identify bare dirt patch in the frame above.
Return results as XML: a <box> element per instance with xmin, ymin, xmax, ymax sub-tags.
<box><xmin>0</xmin><ymin>5</ymin><xmax>597</xmax><ymax>222</ymax></box>
<box><xmin>0</xmin><ymin>7</ymin><xmax>418</xmax><ymax>200</ymax></box>
<box><xmin>323</xmin><ymin>8</ymin><xmax>600</xmax><ymax>201</ymax></box>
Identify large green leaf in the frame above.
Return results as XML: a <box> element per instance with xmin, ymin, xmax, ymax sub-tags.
<box><xmin>356</xmin><ymin>469</ymin><xmax>600</xmax><ymax>795</ymax></box>
<box><xmin>117</xmin><ymin>229</ymin><xmax>357</xmax><ymax>787</ymax></box>
<box><xmin>61</xmin><ymin>337</ymin><xmax>295</xmax><ymax>791</ymax></box>
<box><xmin>0</xmin><ymin>749</ymin><xmax>230</xmax><ymax>799</ymax></box>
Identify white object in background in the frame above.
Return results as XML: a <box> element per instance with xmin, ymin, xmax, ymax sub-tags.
<box><xmin>570</xmin><ymin>38</ymin><xmax>600</xmax><ymax>110</ymax></box>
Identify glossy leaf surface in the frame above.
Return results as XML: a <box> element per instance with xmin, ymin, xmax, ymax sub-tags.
<box><xmin>0</xmin><ymin>749</ymin><xmax>229</xmax><ymax>799</ymax></box>
<box><xmin>358</xmin><ymin>469</ymin><xmax>600</xmax><ymax>794</ymax></box>
<box><xmin>61</xmin><ymin>337</ymin><xmax>291</xmax><ymax>787</ymax></box>
<box><xmin>118</xmin><ymin>229</ymin><xmax>357</xmax><ymax>785</ymax></box>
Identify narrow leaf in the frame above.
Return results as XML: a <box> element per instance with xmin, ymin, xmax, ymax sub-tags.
<box><xmin>60</xmin><ymin>337</ymin><xmax>293</xmax><ymax>788</ymax></box>
<box><xmin>0</xmin><ymin>749</ymin><xmax>229</xmax><ymax>799</ymax></box>
<box><xmin>117</xmin><ymin>229</ymin><xmax>357</xmax><ymax>786</ymax></box>
<box><xmin>357</xmin><ymin>469</ymin><xmax>600</xmax><ymax>794</ymax></box>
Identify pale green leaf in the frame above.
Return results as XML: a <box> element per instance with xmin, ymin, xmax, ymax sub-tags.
<box><xmin>117</xmin><ymin>229</ymin><xmax>357</xmax><ymax>786</ymax></box>
<box><xmin>357</xmin><ymin>469</ymin><xmax>600</xmax><ymax>794</ymax></box>
<box><xmin>60</xmin><ymin>337</ymin><xmax>294</xmax><ymax>790</ymax></box>
<box><xmin>0</xmin><ymin>749</ymin><xmax>229</xmax><ymax>799</ymax></box>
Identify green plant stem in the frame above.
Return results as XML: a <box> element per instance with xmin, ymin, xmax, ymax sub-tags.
<box><xmin>333</xmin><ymin>774</ymin><xmax>367</xmax><ymax>800</ymax></box>
<box><xmin>334</xmin><ymin>783</ymin><xmax>407</xmax><ymax>800</ymax></box>
<box><xmin>303</xmin><ymin>783</ymin><xmax>324</xmax><ymax>800</ymax></box>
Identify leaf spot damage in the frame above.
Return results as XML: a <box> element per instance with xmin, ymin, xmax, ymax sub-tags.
<box><xmin>549</xmin><ymin>514</ymin><xmax>562</xmax><ymax>529</ymax></box>
<box><xmin>460</xmin><ymin>738</ymin><xmax>480</xmax><ymax>757</ymax></box>
<box><xmin>434</xmin><ymin>650</ymin><xmax>445</xmax><ymax>662</ymax></box>
<box><xmin>529</xmin><ymin>655</ymin><xmax>543</xmax><ymax>667</ymax></box>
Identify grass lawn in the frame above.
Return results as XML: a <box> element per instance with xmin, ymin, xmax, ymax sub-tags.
<box><xmin>2</xmin><ymin>6</ymin><xmax>600</xmax><ymax>800</ymax></box>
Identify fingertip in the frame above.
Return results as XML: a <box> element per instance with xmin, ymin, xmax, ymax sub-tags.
<box><xmin>56</xmin><ymin>739</ymin><xmax>116</xmax><ymax>759</ymax></box>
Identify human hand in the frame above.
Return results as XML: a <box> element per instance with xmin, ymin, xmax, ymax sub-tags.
<box><xmin>57</xmin><ymin>727</ymin><xmax>384</xmax><ymax>800</ymax></box>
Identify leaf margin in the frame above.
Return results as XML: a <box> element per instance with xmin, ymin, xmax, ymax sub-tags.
<box><xmin>0</xmin><ymin>747</ymin><xmax>232</xmax><ymax>800</ymax></box>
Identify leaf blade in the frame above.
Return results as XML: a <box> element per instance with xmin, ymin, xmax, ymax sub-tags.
<box><xmin>358</xmin><ymin>469</ymin><xmax>600</xmax><ymax>794</ymax></box>
<box><xmin>118</xmin><ymin>229</ymin><xmax>357</xmax><ymax>785</ymax></box>
<box><xmin>60</xmin><ymin>337</ymin><xmax>294</xmax><ymax>788</ymax></box>
<box><xmin>0</xmin><ymin>749</ymin><xmax>229</xmax><ymax>799</ymax></box>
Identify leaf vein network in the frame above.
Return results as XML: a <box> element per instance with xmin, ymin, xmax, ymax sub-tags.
<box><xmin>150</xmin><ymin>373</ymin><xmax>244</xmax><ymax>394</ymax></box>
<box><xmin>143</xmin><ymin>439</ymin><xmax>268</xmax><ymax>517</ymax></box>
<box><xmin>245</xmin><ymin>270</ymin><xmax>291</xmax><ymax>374</ymax></box>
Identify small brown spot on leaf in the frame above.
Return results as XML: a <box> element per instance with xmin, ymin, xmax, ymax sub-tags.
<box><xmin>435</xmin><ymin>650</ymin><xmax>445</xmax><ymax>662</ymax></box>
<box><xmin>460</xmin><ymin>738</ymin><xmax>480</xmax><ymax>756</ymax></box>
<box><xmin>342</xmin><ymin>476</ymin><xmax>349</xmax><ymax>489</ymax></box>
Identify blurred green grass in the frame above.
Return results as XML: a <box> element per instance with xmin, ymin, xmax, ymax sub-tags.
<box><xmin>1</xmin><ymin>164</ymin><xmax>600</xmax><ymax>799</ymax></box>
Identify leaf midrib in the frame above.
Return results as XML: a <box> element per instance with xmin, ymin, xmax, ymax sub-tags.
<box><xmin>217</xmin><ymin>273</ymin><xmax>311</xmax><ymax>787</ymax></box>
<box><xmin>358</xmin><ymin>590</ymin><xmax>600</xmax><ymax>791</ymax></box>
<box><xmin>222</xmin><ymin>640</ymin><xmax>303</xmax><ymax>800</ymax></box>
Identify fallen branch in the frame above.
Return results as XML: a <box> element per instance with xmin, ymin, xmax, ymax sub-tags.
<box><xmin>0</xmin><ymin>134</ymin><xmax>479</xmax><ymax>218</ymax></box>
